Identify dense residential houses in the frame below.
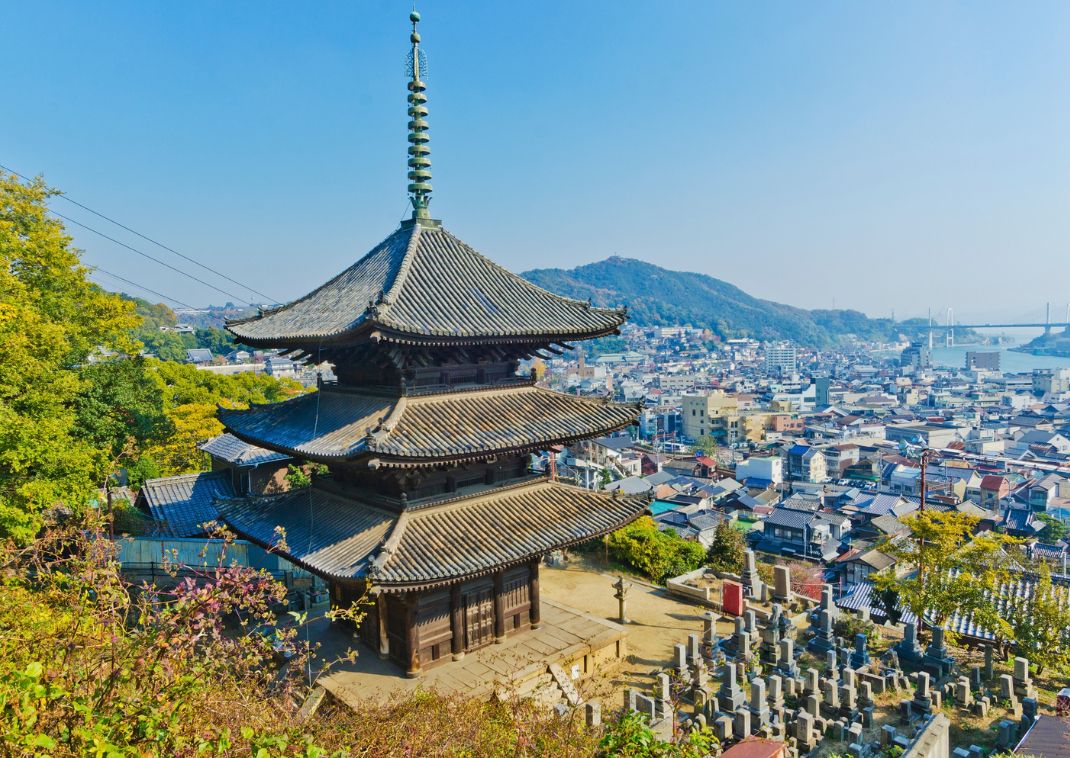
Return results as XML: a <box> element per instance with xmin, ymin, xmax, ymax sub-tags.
<box><xmin>528</xmin><ymin>325</ymin><xmax>1070</xmax><ymax>593</ymax></box>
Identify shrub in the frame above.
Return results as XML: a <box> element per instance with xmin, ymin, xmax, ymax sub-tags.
<box><xmin>607</xmin><ymin>517</ymin><xmax>706</xmax><ymax>583</ymax></box>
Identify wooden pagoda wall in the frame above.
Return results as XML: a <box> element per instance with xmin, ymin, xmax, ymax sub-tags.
<box><xmin>352</xmin><ymin>558</ymin><xmax>543</xmax><ymax>676</ymax></box>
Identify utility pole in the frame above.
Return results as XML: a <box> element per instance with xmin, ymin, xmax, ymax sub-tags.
<box><xmin>917</xmin><ymin>447</ymin><xmax>931</xmax><ymax>589</ymax></box>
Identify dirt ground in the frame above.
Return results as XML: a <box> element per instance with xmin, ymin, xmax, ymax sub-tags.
<box><xmin>540</xmin><ymin>556</ymin><xmax>736</xmax><ymax>702</ymax></box>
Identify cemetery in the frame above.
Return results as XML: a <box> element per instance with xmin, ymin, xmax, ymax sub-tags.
<box><xmin>604</xmin><ymin>550</ymin><xmax>1062</xmax><ymax>756</ymax></box>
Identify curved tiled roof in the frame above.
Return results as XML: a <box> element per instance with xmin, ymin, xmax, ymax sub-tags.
<box><xmin>139</xmin><ymin>471</ymin><xmax>234</xmax><ymax>538</ymax></box>
<box><xmin>219</xmin><ymin>488</ymin><xmax>396</xmax><ymax>580</ymax></box>
<box><xmin>218</xmin><ymin>385</ymin><xmax>638</xmax><ymax>464</ymax></box>
<box><xmin>219</xmin><ymin>479</ymin><xmax>646</xmax><ymax>587</ymax></box>
<box><xmin>227</xmin><ymin>223</ymin><xmax>625</xmax><ymax>347</ymax></box>
<box><xmin>199</xmin><ymin>433</ymin><xmax>291</xmax><ymax>466</ymax></box>
<box><xmin>372</xmin><ymin>480</ymin><xmax>645</xmax><ymax>587</ymax></box>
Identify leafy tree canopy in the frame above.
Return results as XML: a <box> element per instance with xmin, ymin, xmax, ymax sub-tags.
<box><xmin>705</xmin><ymin>520</ymin><xmax>746</xmax><ymax>574</ymax></box>
<box><xmin>875</xmin><ymin>510</ymin><xmax>1019</xmax><ymax>641</ymax></box>
<box><xmin>0</xmin><ymin>173</ymin><xmax>138</xmax><ymax>541</ymax></box>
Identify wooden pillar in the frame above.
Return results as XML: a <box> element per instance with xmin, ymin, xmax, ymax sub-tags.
<box><xmin>450</xmin><ymin>583</ymin><xmax>465</xmax><ymax>660</ymax></box>
<box><xmin>493</xmin><ymin>571</ymin><xmax>506</xmax><ymax>643</ymax></box>
<box><xmin>376</xmin><ymin>591</ymin><xmax>390</xmax><ymax>659</ymax></box>
<box><xmin>405</xmin><ymin>592</ymin><xmax>421</xmax><ymax>678</ymax></box>
<box><xmin>529</xmin><ymin>558</ymin><xmax>542</xmax><ymax>629</ymax></box>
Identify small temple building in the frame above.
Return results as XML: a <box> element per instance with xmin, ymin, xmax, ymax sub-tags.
<box><xmin>218</xmin><ymin>10</ymin><xmax>648</xmax><ymax>676</ymax></box>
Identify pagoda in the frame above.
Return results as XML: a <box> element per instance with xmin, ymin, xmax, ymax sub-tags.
<box><xmin>219</xmin><ymin>10</ymin><xmax>647</xmax><ymax>676</ymax></box>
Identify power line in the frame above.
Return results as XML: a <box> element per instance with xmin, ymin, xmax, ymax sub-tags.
<box><xmin>91</xmin><ymin>266</ymin><xmax>198</xmax><ymax>310</ymax></box>
<box><xmin>50</xmin><ymin>209</ymin><xmax>253</xmax><ymax>305</ymax></box>
<box><xmin>1</xmin><ymin>161</ymin><xmax>280</xmax><ymax>303</ymax></box>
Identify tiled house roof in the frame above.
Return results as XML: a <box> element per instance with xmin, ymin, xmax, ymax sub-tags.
<box><xmin>227</xmin><ymin>224</ymin><xmax>626</xmax><ymax>347</ymax></box>
<box><xmin>219</xmin><ymin>385</ymin><xmax>638</xmax><ymax>464</ymax></box>
<box><xmin>138</xmin><ymin>471</ymin><xmax>234</xmax><ymax>538</ymax></box>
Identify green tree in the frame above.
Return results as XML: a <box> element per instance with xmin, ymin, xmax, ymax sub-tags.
<box><xmin>1036</xmin><ymin>513</ymin><xmax>1070</xmax><ymax>543</ymax></box>
<box><xmin>874</xmin><ymin>511</ymin><xmax>1019</xmax><ymax>641</ymax></box>
<box><xmin>73</xmin><ymin>357</ymin><xmax>168</xmax><ymax>462</ymax></box>
<box><xmin>1005</xmin><ymin>562</ymin><xmax>1070</xmax><ymax>675</ymax></box>
<box><xmin>693</xmin><ymin>435</ymin><xmax>719</xmax><ymax>456</ymax></box>
<box><xmin>0</xmin><ymin>173</ymin><xmax>138</xmax><ymax>541</ymax></box>
<box><xmin>705</xmin><ymin>520</ymin><xmax>746</xmax><ymax>574</ymax></box>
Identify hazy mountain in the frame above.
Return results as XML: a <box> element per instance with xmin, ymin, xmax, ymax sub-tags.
<box><xmin>521</xmin><ymin>256</ymin><xmax>903</xmax><ymax>347</ymax></box>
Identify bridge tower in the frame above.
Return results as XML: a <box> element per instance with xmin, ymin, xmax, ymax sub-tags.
<box><xmin>946</xmin><ymin>307</ymin><xmax>954</xmax><ymax>348</ymax></box>
<box><xmin>1044</xmin><ymin>301</ymin><xmax>1052</xmax><ymax>337</ymax></box>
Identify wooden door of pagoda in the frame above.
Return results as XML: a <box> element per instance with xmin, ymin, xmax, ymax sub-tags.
<box><xmin>463</xmin><ymin>583</ymin><xmax>494</xmax><ymax>651</ymax></box>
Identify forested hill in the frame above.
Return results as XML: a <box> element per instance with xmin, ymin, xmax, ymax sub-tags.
<box><xmin>521</xmin><ymin>256</ymin><xmax>907</xmax><ymax>347</ymax></box>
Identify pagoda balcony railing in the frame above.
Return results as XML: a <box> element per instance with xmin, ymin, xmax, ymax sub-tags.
<box><xmin>316</xmin><ymin>375</ymin><xmax>536</xmax><ymax>397</ymax></box>
<box><xmin>401</xmin><ymin>375</ymin><xmax>535</xmax><ymax>397</ymax></box>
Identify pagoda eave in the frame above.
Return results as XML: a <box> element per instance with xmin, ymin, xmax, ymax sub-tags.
<box><xmin>218</xmin><ymin>385</ymin><xmax>640</xmax><ymax>467</ymax></box>
<box><xmin>227</xmin><ymin>324</ymin><xmax>622</xmax><ymax>353</ymax></box>
<box><xmin>218</xmin><ymin>479</ymin><xmax>650</xmax><ymax>592</ymax></box>
<box><xmin>221</xmin><ymin>416</ymin><xmax>637</xmax><ymax>469</ymax></box>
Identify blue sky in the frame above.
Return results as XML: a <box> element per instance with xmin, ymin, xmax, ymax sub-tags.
<box><xmin>4</xmin><ymin>1</ymin><xmax>1068</xmax><ymax>321</ymax></box>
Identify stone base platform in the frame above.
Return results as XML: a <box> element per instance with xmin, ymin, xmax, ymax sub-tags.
<box><xmin>318</xmin><ymin>598</ymin><xmax>627</xmax><ymax>708</ymax></box>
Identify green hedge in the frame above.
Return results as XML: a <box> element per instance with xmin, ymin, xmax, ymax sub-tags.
<box><xmin>607</xmin><ymin>516</ymin><xmax>706</xmax><ymax>583</ymax></box>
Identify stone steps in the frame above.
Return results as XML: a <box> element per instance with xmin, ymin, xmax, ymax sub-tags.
<box><xmin>548</xmin><ymin>662</ymin><xmax>584</xmax><ymax>706</ymax></box>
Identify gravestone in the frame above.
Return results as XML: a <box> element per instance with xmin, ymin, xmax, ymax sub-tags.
<box><xmin>795</xmin><ymin>710</ymin><xmax>818</xmax><ymax>751</ymax></box>
<box><xmin>740</xmin><ymin>550</ymin><xmax>764</xmax><ymax>600</ymax></box>
<box><xmin>956</xmin><ymin>677</ymin><xmax>973</xmax><ymax>709</ymax></box>
<box><xmin>635</xmin><ymin>693</ymin><xmax>657</xmax><ymax>722</ymax></box>
<box><xmin>714</xmin><ymin>715</ymin><xmax>733</xmax><ymax>742</ymax></box>
<box><xmin>777</xmin><ymin>638</ymin><xmax>799</xmax><ymax>677</ymax></box>
<box><xmin>1013</xmin><ymin>657</ymin><xmax>1037</xmax><ymax>700</ymax></box>
<box><xmin>808</xmin><ymin>607</ymin><xmax>836</xmax><ymax>655</ymax></box>
<box><xmin>823</xmin><ymin>678</ymin><xmax>841</xmax><ymax>713</ymax></box>
<box><xmin>840</xmin><ymin>683</ymin><xmax>858</xmax><ymax>713</ymax></box>
<box><xmin>702</xmin><ymin>612</ymin><xmax>717</xmax><ymax>650</ymax></box>
<box><xmin>923</xmin><ymin>626</ymin><xmax>955</xmax><ymax>678</ymax></box>
<box><xmin>744</xmin><ymin>609</ymin><xmax>758</xmax><ymax>635</ymax></box>
<box><xmin>849</xmin><ymin>632</ymin><xmax>871</xmax><ymax>669</ymax></box>
<box><xmin>655</xmin><ymin>672</ymin><xmax>671</xmax><ymax>711</ymax></box>
<box><xmin>859</xmin><ymin>681</ymin><xmax>874</xmax><ymax>708</ymax></box>
<box><xmin>984</xmin><ymin>645</ymin><xmax>995</xmax><ymax>680</ymax></box>
<box><xmin>773</xmin><ymin>563</ymin><xmax>792</xmax><ymax>604</ymax></box>
<box><xmin>767</xmin><ymin>674</ymin><xmax>783</xmax><ymax>706</ymax></box>
<box><xmin>733</xmin><ymin>619</ymin><xmax>752</xmax><ymax>661</ymax></box>
<box><xmin>674</xmin><ymin>643</ymin><xmax>689</xmax><ymax>680</ymax></box>
<box><xmin>733</xmin><ymin>707</ymin><xmax>751</xmax><ymax>739</ymax></box>
<box><xmin>748</xmin><ymin>677</ymin><xmax>769</xmax><ymax>728</ymax></box>
<box><xmin>718</xmin><ymin>661</ymin><xmax>746</xmax><ymax>711</ymax></box>
<box><xmin>584</xmin><ymin>701</ymin><xmax>601</xmax><ymax>728</ymax></box>
<box><xmin>911</xmin><ymin>672</ymin><xmax>934</xmax><ymax>716</ymax></box>
<box><xmin>895</xmin><ymin>622</ymin><xmax>925</xmax><ymax>670</ymax></box>
<box><xmin>687</xmin><ymin>634</ymin><xmax>701</xmax><ymax>666</ymax></box>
